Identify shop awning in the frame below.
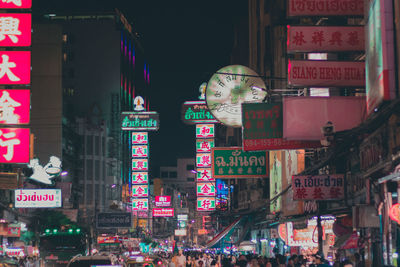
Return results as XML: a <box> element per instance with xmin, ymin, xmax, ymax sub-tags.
<box><xmin>205</xmin><ymin>217</ymin><xmax>243</xmax><ymax>248</ymax></box>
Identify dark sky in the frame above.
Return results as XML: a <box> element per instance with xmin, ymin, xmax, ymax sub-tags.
<box><xmin>34</xmin><ymin>0</ymin><xmax>247</xmax><ymax>172</ymax></box>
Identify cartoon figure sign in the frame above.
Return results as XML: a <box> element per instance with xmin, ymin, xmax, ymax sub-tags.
<box><xmin>28</xmin><ymin>156</ymin><xmax>62</xmax><ymax>185</ymax></box>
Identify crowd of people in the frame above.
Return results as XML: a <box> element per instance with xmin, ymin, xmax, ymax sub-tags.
<box><xmin>166</xmin><ymin>250</ymin><xmax>358</xmax><ymax>267</ymax></box>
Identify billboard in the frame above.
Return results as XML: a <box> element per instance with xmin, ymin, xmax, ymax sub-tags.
<box><xmin>287</xmin><ymin>0</ymin><xmax>364</xmax><ymax>16</ymax></box>
<box><xmin>288</xmin><ymin>60</ymin><xmax>365</xmax><ymax>87</ymax></box>
<box><xmin>0</xmin><ymin>127</ymin><xmax>29</xmax><ymax>163</ymax></box>
<box><xmin>197</xmin><ymin>197</ymin><xmax>216</xmax><ymax>211</ymax></box>
<box><xmin>0</xmin><ymin>89</ymin><xmax>30</xmax><ymax>125</ymax></box>
<box><xmin>155</xmin><ymin>196</ymin><xmax>171</xmax><ymax>207</ymax></box>
<box><xmin>0</xmin><ymin>51</ymin><xmax>30</xmax><ymax>85</ymax></box>
<box><xmin>292</xmin><ymin>174</ymin><xmax>345</xmax><ymax>200</ymax></box>
<box><xmin>287</xmin><ymin>26</ymin><xmax>364</xmax><ymax>52</ymax></box>
<box><xmin>0</xmin><ymin>13</ymin><xmax>31</xmax><ymax>47</ymax></box>
<box><xmin>132</xmin><ymin>132</ymin><xmax>148</xmax><ymax>144</ymax></box>
<box><xmin>14</xmin><ymin>189</ymin><xmax>62</xmax><ymax>208</ymax></box>
<box><xmin>121</xmin><ymin>111</ymin><xmax>159</xmax><ymax>131</ymax></box>
<box><xmin>196</xmin><ymin>124</ymin><xmax>215</xmax><ymax>138</ymax></box>
<box><xmin>212</xmin><ymin>147</ymin><xmax>269</xmax><ymax>178</ymax></box>
<box><xmin>181</xmin><ymin>101</ymin><xmax>218</xmax><ymax>124</ymax></box>
<box><xmin>97</xmin><ymin>212</ymin><xmax>132</xmax><ymax>228</ymax></box>
<box><xmin>0</xmin><ymin>0</ymin><xmax>32</xmax><ymax>8</ymax></box>
<box><xmin>152</xmin><ymin>208</ymin><xmax>174</xmax><ymax>217</ymax></box>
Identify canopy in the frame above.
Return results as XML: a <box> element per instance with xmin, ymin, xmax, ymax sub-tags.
<box><xmin>205</xmin><ymin>217</ymin><xmax>243</xmax><ymax>248</ymax></box>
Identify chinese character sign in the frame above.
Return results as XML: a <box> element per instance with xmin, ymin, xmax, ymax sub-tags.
<box><xmin>132</xmin><ymin>132</ymin><xmax>148</xmax><ymax>144</ymax></box>
<box><xmin>0</xmin><ymin>89</ymin><xmax>30</xmax><ymax>124</ymax></box>
<box><xmin>0</xmin><ymin>0</ymin><xmax>32</xmax><ymax>9</ymax></box>
<box><xmin>196</xmin><ymin>168</ymin><xmax>214</xmax><ymax>182</ymax></box>
<box><xmin>196</xmin><ymin>124</ymin><xmax>215</xmax><ymax>138</ymax></box>
<box><xmin>132</xmin><ymin>172</ymin><xmax>148</xmax><ymax>184</ymax></box>
<box><xmin>196</xmin><ymin>139</ymin><xmax>214</xmax><ymax>153</ymax></box>
<box><xmin>0</xmin><ymin>13</ymin><xmax>31</xmax><ymax>47</ymax></box>
<box><xmin>131</xmin><ymin>185</ymin><xmax>149</xmax><ymax>197</ymax></box>
<box><xmin>132</xmin><ymin>198</ymin><xmax>148</xmax><ymax>211</ymax></box>
<box><xmin>132</xmin><ymin>159</ymin><xmax>148</xmax><ymax>171</ymax></box>
<box><xmin>197</xmin><ymin>182</ymin><xmax>216</xmax><ymax>196</ymax></box>
<box><xmin>0</xmin><ymin>127</ymin><xmax>29</xmax><ymax>163</ymax></box>
<box><xmin>197</xmin><ymin>197</ymin><xmax>216</xmax><ymax>211</ymax></box>
<box><xmin>0</xmin><ymin>51</ymin><xmax>30</xmax><ymax>85</ymax></box>
<box><xmin>132</xmin><ymin>145</ymin><xmax>148</xmax><ymax>158</ymax></box>
<box><xmin>196</xmin><ymin>153</ymin><xmax>212</xmax><ymax>168</ymax></box>
<box><xmin>292</xmin><ymin>175</ymin><xmax>345</xmax><ymax>200</ymax></box>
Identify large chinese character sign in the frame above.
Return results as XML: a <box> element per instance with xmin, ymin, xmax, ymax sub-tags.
<box><xmin>0</xmin><ymin>51</ymin><xmax>30</xmax><ymax>85</ymax></box>
<box><xmin>0</xmin><ymin>89</ymin><xmax>30</xmax><ymax>124</ymax></box>
<box><xmin>0</xmin><ymin>13</ymin><xmax>31</xmax><ymax>47</ymax></box>
<box><xmin>0</xmin><ymin>0</ymin><xmax>32</xmax><ymax>9</ymax></box>
<box><xmin>0</xmin><ymin>127</ymin><xmax>29</xmax><ymax>163</ymax></box>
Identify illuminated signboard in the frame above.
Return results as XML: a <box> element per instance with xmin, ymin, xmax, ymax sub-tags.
<box><xmin>288</xmin><ymin>0</ymin><xmax>364</xmax><ymax>16</ymax></box>
<box><xmin>155</xmin><ymin>196</ymin><xmax>171</xmax><ymax>207</ymax></box>
<box><xmin>206</xmin><ymin>65</ymin><xmax>267</xmax><ymax>128</ymax></box>
<box><xmin>14</xmin><ymin>189</ymin><xmax>62</xmax><ymax>208</ymax></box>
<box><xmin>181</xmin><ymin>101</ymin><xmax>218</xmax><ymax>124</ymax></box>
<box><xmin>132</xmin><ymin>185</ymin><xmax>149</xmax><ymax>197</ymax></box>
<box><xmin>0</xmin><ymin>127</ymin><xmax>29</xmax><ymax>163</ymax></box>
<box><xmin>132</xmin><ymin>198</ymin><xmax>148</xmax><ymax>211</ymax></box>
<box><xmin>196</xmin><ymin>168</ymin><xmax>214</xmax><ymax>182</ymax></box>
<box><xmin>197</xmin><ymin>197</ymin><xmax>216</xmax><ymax>211</ymax></box>
<box><xmin>132</xmin><ymin>145</ymin><xmax>148</xmax><ymax>158</ymax></box>
<box><xmin>121</xmin><ymin>111</ymin><xmax>159</xmax><ymax>131</ymax></box>
<box><xmin>196</xmin><ymin>153</ymin><xmax>212</xmax><ymax>168</ymax></box>
<box><xmin>174</xmin><ymin>229</ymin><xmax>187</xmax><ymax>236</ymax></box>
<box><xmin>197</xmin><ymin>182</ymin><xmax>216</xmax><ymax>197</ymax></box>
<box><xmin>292</xmin><ymin>174</ymin><xmax>345</xmax><ymax>200</ymax></box>
<box><xmin>0</xmin><ymin>51</ymin><xmax>31</xmax><ymax>85</ymax></box>
<box><xmin>0</xmin><ymin>13</ymin><xmax>31</xmax><ymax>47</ymax></box>
<box><xmin>152</xmin><ymin>208</ymin><xmax>174</xmax><ymax>217</ymax></box>
<box><xmin>132</xmin><ymin>159</ymin><xmax>148</xmax><ymax>171</ymax></box>
<box><xmin>196</xmin><ymin>139</ymin><xmax>214</xmax><ymax>153</ymax></box>
<box><xmin>0</xmin><ymin>89</ymin><xmax>30</xmax><ymax>124</ymax></box>
<box><xmin>132</xmin><ymin>172</ymin><xmax>148</xmax><ymax>184</ymax></box>
<box><xmin>132</xmin><ymin>132</ymin><xmax>148</xmax><ymax>144</ymax></box>
<box><xmin>0</xmin><ymin>0</ymin><xmax>32</xmax><ymax>9</ymax></box>
<box><xmin>196</xmin><ymin>124</ymin><xmax>215</xmax><ymax>138</ymax></box>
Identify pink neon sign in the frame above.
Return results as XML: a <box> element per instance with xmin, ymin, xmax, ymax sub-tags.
<box><xmin>0</xmin><ymin>13</ymin><xmax>31</xmax><ymax>47</ymax></box>
<box><xmin>0</xmin><ymin>89</ymin><xmax>30</xmax><ymax>124</ymax></box>
<box><xmin>0</xmin><ymin>51</ymin><xmax>30</xmax><ymax>85</ymax></box>
<box><xmin>155</xmin><ymin>196</ymin><xmax>171</xmax><ymax>207</ymax></box>
<box><xmin>0</xmin><ymin>0</ymin><xmax>32</xmax><ymax>9</ymax></box>
<box><xmin>0</xmin><ymin>128</ymin><xmax>29</xmax><ymax>163</ymax></box>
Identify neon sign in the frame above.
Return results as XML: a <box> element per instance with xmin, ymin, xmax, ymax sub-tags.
<box><xmin>0</xmin><ymin>13</ymin><xmax>31</xmax><ymax>47</ymax></box>
<box><xmin>0</xmin><ymin>0</ymin><xmax>32</xmax><ymax>9</ymax></box>
<box><xmin>121</xmin><ymin>111</ymin><xmax>159</xmax><ymax>131</ymax></box>
<box><xmin>0</xmin><ymin>127</ymin><xmax>29</xmax><ymax>163</ymax></box>
<box><xmin>28</xmin><ymin>156</ymin><xmax>62</xmax><ymax>185</ymax></box>
<box><xmin>0</xmin><ymin>89</ymin><xmax>30</xmax><ymax>124</ymax></box>
<box><xmin>132</xmin><ymin>198</ymin><xmax>148</xmax><ymax>211</ymax></box>
<box><xmin>389</xmin><ymin>203</ymin><xmax>400</xmax><ymax>224</ymax></box>
<box><xmin>0</xmin><ymin>51</ymin><xmax>30</xmax><ymax>85</ymax></box>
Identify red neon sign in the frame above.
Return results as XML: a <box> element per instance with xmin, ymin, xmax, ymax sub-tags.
<box><xmin>0</xmin><ymin>89</ymin><xmax>30</xmax><ymax>124</ymax></box>
<box><xmin>389</xmin><ymin>203</ymin><xmax>400</xmax><ymax>224</ymax></box>
<box><xmin>155</xmin><ymin>196</ymin><xmax>171</xmax><ymax>207</ymax></box>
<box><xmin>152</xmin><ymin>208</ymin><xmax>174</xmax><ymax>217</ymax></box>
<box><xmin>0</xmin><ymin>51</ymin><xmax>30</xmax><ymax>85</ymax></box>
<box><xmin>0</xmin><ymin>13</ymin><xmax>31</xmax><ymax>47</ymax></box>
<box><xmin>0</xmin><ymin>127</ymin><xmax>29</xmax><ymax>163</ymax></box>
<box><xmin>0</xmin><ymin>0</ymin><xmax>32</xmax><ymax>9</ymax></box>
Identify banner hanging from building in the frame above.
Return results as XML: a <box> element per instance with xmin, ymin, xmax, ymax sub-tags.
<box><xmin>287</xmin><ymin>0</ymin><xmax>364</xmax><ymax>17</ymax></box>
<box><xmin>287</xmin><ymin>26</ymin><xmax>364</xmax><ymax>52</ymax></box>
<box><xmin>288</xmin><ymin>60</ymin><xmax>365</xmax><ymax>87</ymax></box>
<box><xmin>292</xmin><ymin>174</ymin><xmax>345</xmax><ymax>200</ymax></box>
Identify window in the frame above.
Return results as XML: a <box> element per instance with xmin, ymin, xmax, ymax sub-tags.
<box><xmin>187</xmin><ymin>178</ymin><xmax>195</xmax><ymax>182</ymax></box>
<box><xmin>161</xmin><ymin>171</ymin><xmax>168</xmax><ymax>178</ymax></box>
<box><xmin>86</xmin><ymin>136</ymin><xmax>93</xmax><ymax>155</ymax></box>
<box><xmin>102</xmin><ymin>137</ymin><xmax>106</xmax><ymax>156</ymax></box>
<box><xmin>169</xmin><ymin>171</ymin><xmax>177</xmax><ymax>178</ymax></box>
<box><xmin>95</xmin><ymin>184</ymin><xmax>100</xmax><ymax>202</ymax></box>
<box><xmin>95</xmin><ymin>136</ymin><xmax>100</xmax><ymax>155</ymax></box>
<box><xmin>186</xmin><ymin>164</ymin><xmax>194</xmax><ymax>171</ymax></box>
<box><xmin>86</xmin><ymin>160</ymin><xmax>93</xmax><ymax>181</ymax></box>
<box><xmin>95</xmin><ymin>160</ymin><xmax>100</xmax><ymax>180</ymax></box>
<box><xmin>86</xmin><ymin>185</ymin><xmax>93</xmax><ymax>204</ymax></box>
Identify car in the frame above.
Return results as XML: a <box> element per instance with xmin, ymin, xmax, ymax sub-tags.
<box><xmin>67</xmin><ymin>254</ymin><xmax>120</xmax><ymax>267</ymax></box>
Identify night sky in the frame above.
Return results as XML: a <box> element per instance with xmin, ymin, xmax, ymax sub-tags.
<box><xmin>34</xmin><ymin>0</ymin><xmax>247</xmax><ymax>172</ymax></box>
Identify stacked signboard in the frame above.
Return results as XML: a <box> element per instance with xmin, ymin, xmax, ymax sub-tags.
<box><xmin>181</xmin><ymin>101</ymin><xmax>217</xmax><ymax>211</ymax></box>
<box><xmin>0</xmin><ymin>0</ymin><xmax>32</xmax><ymax>164</ymax></box>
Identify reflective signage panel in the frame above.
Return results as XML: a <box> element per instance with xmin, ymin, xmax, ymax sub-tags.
<box><xmin>0</xmin><ymin>0</ymin><xmax>32</xmax><ymax>9</ymax></box>
<box><xmin>0</xmin><ymin>51</ymin><xmax>30</xmax><ymax>85</ymax></box>
<box><xmin>132</xmin><ymin>159</ymin><xmax>148</xmax><ymax>171</ymax></box>
<box><xmin>197</xmin><ymin>197</ymin><xmax>216</xmax><ymax>211</ymax></box>
<box><xmin>196</xmin><ymin>168</ymin><xmax>215</xmax><ymax>182</ymax></box>
<box><xmin>0</xmin><ymin>13</ymin><xmax>31</xmax><ymax>47</ymax></box>
<box><xmin>152</xmin><ymin>208</ymin><xmax>174</xmax><ymax>217</ymax></box>
<box><xmin>132</xmin><ymin>172</ymin><xmax>148</xmax><ymax>184</ymax></box>
<box><xmin>0</xmin><ymin>89</ymin><xmax>30</xmax><ymax>124</ymax></box>
<box><xmin>196</xmin><ymin>124</ymin><xmax>215</xmax><ymax>138</ymax></box>
<box><xmin>132</xmin><ymin>145</ymin><xmax>148</xmax><ymax>158</ymax></box>
<box><xmin>132</xmin><ymin>198</ymin><xmax>148</xmax><ymax>211</ymax></box>
<box><xmin>131</xmin><ymin>185</ymin><xmax>149</xmax><ymax>197</ymax></box>
<box><xmin>196</xmin><ymin>182</ymin><xmax>216</xmax><ymax>197</ymax></box>
<box><xmin>0</xmin><ymin>127</ymin><xmax>29</xmax><ymax>163</ymax></box>
<box><xmin>132</xmin><ymin>132</ymin><xmax>148</xmax><ymax>144</ymax></box>
<box><xmin>14</xmin><ymin>189</ymin><xmax>62</xmax><ymax>208</ymax></box>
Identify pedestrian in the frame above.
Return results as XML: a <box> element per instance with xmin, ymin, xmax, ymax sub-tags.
<box><xmin>198</xmin><ymin>260</ymin><xmax>204</xmax><ymax>267</ymax></box>
<box><xmin>311</xmin><ymin>253</ymin><xmax>330</xmax><ymax>267</ymax></box>
<box><xmin>186</xmin><ymin>255</ymin><xmax>193</xmax><ymax>267</ymax></box>
<box><xmin>176</xmin><ymin>250</ymin><xmax>186</xmax><ymax>267</ymax></box>
<box><xmin>169</xmin><ymin>255</ymin><xmax>176</xmax><ymax>267</ymax></box>
<box><xmin>341</xmin><ymin>260</ymin><xmax>353</xmax><ymax>267</ymax></box>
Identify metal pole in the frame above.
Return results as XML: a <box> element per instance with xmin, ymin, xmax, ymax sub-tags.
<box><xmin>317</xmin><ymin>209</ymin><xmax>323</xmax><ymax>255</ymax></box>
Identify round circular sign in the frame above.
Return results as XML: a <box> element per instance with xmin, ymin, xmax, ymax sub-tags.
<box><xmin>205</xmin><ymin>65</ymin><xmax>267</xmax><ymax>127</ymax></box>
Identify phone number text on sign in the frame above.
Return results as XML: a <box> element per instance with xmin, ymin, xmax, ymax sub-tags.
<box><xmin>292</xmin><ymin>174</ymin><xmax>344</xmax><ymax>200</ymax></box>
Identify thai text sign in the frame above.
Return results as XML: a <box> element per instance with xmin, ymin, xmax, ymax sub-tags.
<box><xmin>132</xmin><ymin>145</ymin><xmax>148</xmax><ymax>158</ymax></box>
<box><xmin>196</xmin><ymin>139</ymin><xmax>215</xmax><ymax>153</ymax></box>
<box><xmin>197</xmin><ymin>197</ymin><xmax>216</xmax><ymax>211</ymax></box>
<box><xmin>196</xmin><ymin>124</ymin><xmax>214</xmax><ymax>138</ymax></box>
<box><xmin>132</xmin><ymin>172</ymin><xmax>148</xmax><ymax>184</ymax></box>
<box><xmin>182</xmin><ymin>101</ymin><xmax>218</xmax><ymax>124</ymax></box>
<box><xmin>288</xmin><ymin>0</ymin><xmax>364</xmax><ymax>16</ymax></box>
<box><xmin>292</xmin><ymin>174</ymin><xmax>344</xmax><ymax>200</ymax></box>
<box><xmin>132</xmin><ymin>198</ymin><xmax>148</xmax><ymax>211</ymax></box>
<box><xmin>152</xmin><ymin>208</ymin><xmax>174</xmax><ymax>217</ymax></box>
<box><xmin>0</xmin><ymin>127</ymin><xmax>29</xmax><ymax>163</ymax></box>
<box><xmin>132</xmin><ymin>132</ymin><xmax>148</xmax><ymax>144</ymax></box>
<box><xmin>0</xmin><ymin>0</ymin><xmax>32</xmax><ymax>9</ymax></box>
<box><xmin>288</xmin><ymin>60</ymin><xmax>365</xmax><ymax>87</ymax></box>
<box><xmin>197</xmin><ymin>182</ymin><xmax>216</xmax><ymax>196</ymax></box>
<box><xmin>155</xmin><ymin>196</ymin><xmax>171</xmax><ymax>207</ymax></box>
<box><xmin>244</xmin><ymin>138</ymin><xmax>320</xmax><ymax>151</ymax></box>
<box><xmin>0</xmin><ymin>90</ymin><xmax>30</xmax><ymax>124</ymax></box>
<box><xmin>0</xmin><ymin>51</ymin><xmax>30</xmax><ymax>85</ymax></box>
<box><xmin>14</xmin><ymin>189</ymin><xmax>62</xmax><ymax>208</ymax></box>
<box><xmin>0</xmin><ymin>13</ymin><xmax>31</xmax><ymax>47</ymax></box>
<box><xmin>212</xmin><ymin>147</ymin><xmax>269</xmax><ymax>178</ymax></box>
<box><xmin>132</xmin><ymin>159</ymin><xmax>148</xmax><ymax>171</ymax></box>
<box><xmin>96</xmin><ymin>212</ymin><xmax>132</xmax><ymax>228</ymax></box>
<box><xmin>196</xmin><ymin>153</ymin><xmax>212</xmax><ymax>168</ymax></box>
<box><xmin>121</xmin><ymin>111</ymin><xmax>159</xmax><ymax>131</ymax></box>
<box><xmin>132</xmin><ymin>185</ymin><xmax>148</xmax><ymax>197</ymax></box>
<box><xmin>196</xmin><ymin>168</ymin><xmax>214</xmax><ymax>182</ymax></box>
<box><xmin>287</xmin><ymin>26</ymin><xmax>364</xmax><ymax>52</ymax></box>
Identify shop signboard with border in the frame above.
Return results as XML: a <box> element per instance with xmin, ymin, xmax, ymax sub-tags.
<box><xmin>96</xmin><ymin>212</ymin><xmax>132</xmax><ymax>228</ymax></box>
<box><xmin>14</xmin><ymin>189</ymin><xmax>62</xmax><ymax>208</ymax></box>
<box><xmin>181</xmin><ymin>101</ymin><xmax>218</xmax><ymax>124</ymax></box>
<box><xmin>292</xmin><ymin>174</ymin><xmax>345</xmax><ymax>200</ymax></box>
